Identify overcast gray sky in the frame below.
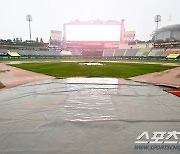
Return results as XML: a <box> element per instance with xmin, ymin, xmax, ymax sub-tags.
<box><xmin>0</xmin><ymin>0</ymin><xmax>180</xmax><ymax>42</ymax></box>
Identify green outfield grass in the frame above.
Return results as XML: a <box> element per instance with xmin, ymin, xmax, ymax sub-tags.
<box><xmin>0</xmin><ymin>82</ymin><xmax>5</xmax><ymax>89</ymax></box>
<box><xmin>10</xmin><ymin>62</ymin><xmax>176</xmax><ymax>78</ymax></box>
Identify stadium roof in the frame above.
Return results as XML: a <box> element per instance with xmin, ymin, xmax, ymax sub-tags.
<box><xmin>156</xmin><ymin>24</ymin><xmax>180</xmax><ymax>34</ymax></box>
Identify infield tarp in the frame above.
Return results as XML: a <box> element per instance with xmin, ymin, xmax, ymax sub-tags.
<box><xmin>0</xmin><ymin>78</ymin><xmax>180</xmax><ymax>154</ymax></box>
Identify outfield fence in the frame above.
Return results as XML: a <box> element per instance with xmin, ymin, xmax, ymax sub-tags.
<box><xmin>0</xmin><ymin>56</ymin><xmax>180</xmax><ymax>61</ymax></box>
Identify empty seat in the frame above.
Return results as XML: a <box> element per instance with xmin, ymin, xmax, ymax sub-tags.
<box><xmin>103</xmin><ymin>49</ymin><xmax>114</xmax><ymax>57</ymax></box>
<box><xmin>161</xmin><ymin>49</ymin><xmax>180</xmax><ymax>56</ymax></box>
<box><xmin>0</xmin><ymin>49</ymin><xmax>8</xmax><ymax>56</ymax></box>
<box><xmin>114</xmin><ymin>49</ymin><xmax>126</xmax><ymax>56</ymax></box>
<box><xmin>10</xmin><ymin>49</ymin><xmax>27</xmax><ymax>55</ymax></box>
<box><xmin>148</xmin><ymin>49</ymin><xmax>163</xmax><ymax>56</ymax></box>
<box><xmin>82</xmin><ymin>50</ymin><xmax>103</xmax><ymax>57</ymax></box>
<box><xmin>125</xmin><ymin>49</ymin><xmax>139</xmax><ymax>56</ymax></box>
<box><xmin>136</xmin><ymin>48</ymin><xmax>150</xmax><ymax>56</ymax></box>
<box><xmin>71</xmin><ymin>50</ymin><xmax>82</xmax><ymax>56</ymax></box>
<box><xmin>37</xmin><ymin>51</ymin><xmax>50</xmax><ymax>56</ymax></box>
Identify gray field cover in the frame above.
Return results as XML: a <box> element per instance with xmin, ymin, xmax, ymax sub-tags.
<box><xmin>0</xmin><ymin>78</ymin><xmax>180</xmax><ymax>154</ymax></box>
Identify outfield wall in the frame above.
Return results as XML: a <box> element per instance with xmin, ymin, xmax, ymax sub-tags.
<box><xmin>0</xmin><ymin>56</ymin><xmax>179</xmax><ymax>61</ymax></box>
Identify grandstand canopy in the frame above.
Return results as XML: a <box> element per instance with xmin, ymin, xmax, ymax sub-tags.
<box><xmin>152</xmin><ymin>24</ymin><xmax>180</xmax><ymax>42</ymax></box>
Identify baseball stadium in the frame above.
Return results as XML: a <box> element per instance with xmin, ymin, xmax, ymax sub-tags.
<box><xmin>0</xmin><ymin>19</ymin><xmax>180</xmax><ymax>154</ymax></box>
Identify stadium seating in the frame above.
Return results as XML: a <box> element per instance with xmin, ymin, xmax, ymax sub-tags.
<box><xmin>0</xmin><ymin>49</ymin><xmax>8</xmax><ymax>56</ymax></box>
<box><xmin>9</xmin><ymin>49</ymin><xmax>26</xmax><ymax>55</ymax></box>
<box><xmin>161</xmin><ymin>49</ymin><xmax>180</xmax><ymax>56</ymax></box>
<box><xmin>71</xmin><ymin>50</ymin><xmax>82</xmax><ymax>56</ymax></box>
<box><xmin>82</xmin><ymin>50</ymin><xmax>103</xmax><ymax>57</ymax></box>
<box><xmin>148</xmin><ymin>49</ymin><xmax>163</xmax><ymax>56</ymax></box>
<box><xmin>48</xmin><ymin>51</ymin><xmax>61</xmax><ymax>56</ymax></box>
<box><xmin>154</xmin><ymin>50</ymin><xmax>163</xmax><ymax>56</ymax></box>
<box><xmin>37</xmin><ymin>51</ymin><xmax>50</xmax><ymax>56</ymax></box>
<box><xmin>0</xmin><ymin>49</ymin><xmax>7</xmax><ymax>53</ymax></box>
<box><xmin>136</xmin><ymin>48</ymin><xmax>150</xmax><ymax>56</ymax></box>
<box><xmin>0</xmin><ymin>47</ymin><xmax>179</xmax><ymax>58</ymax></box>
<box><xmin>7</xmin><ymin>51</ymin><xmax>20</xmax><ymax>57</ymax></box>
<box><xmin>12</xmin><ymin>49</ymin><xmax>38</xmax><ymax>56</ymax></box>
<box><xmin>10</xmin><ymin>49</ymin><xmax>62</xmax><ymax>56</ymax></box>
<box><xmin>103</xmin><ymin>49</ymin><xmax>114</xmax><ymax>57</ymax></box>
<box><xmin>114</xmin><ymin>49</ymin><xmax>126</xmax><ymax>56</ymax></box>
<box><xmin>124</xmin><ymin>48</ymin><xmax>139</xmax><ymax>56</ymax></box>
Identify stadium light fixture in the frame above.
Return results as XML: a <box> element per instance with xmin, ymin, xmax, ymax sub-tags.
<box><xmin>154</xmin><ymin>15</ymin><xmax>161</xmax><ymax>42</ymax></box>
<box><xmin>26</xmin><ymin>14</ymin><xmax>32</xmax><ymax>41</ymax></box>
<box><xmin>154</xmin><ymin>15</ymin><xmax>161</xmax><ymax>30</ymax></box>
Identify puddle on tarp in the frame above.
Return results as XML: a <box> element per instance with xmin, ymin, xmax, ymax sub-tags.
<box><xmin>0</xmin><ymin>78</ymin><xmax>180</xmax><ymax>154</ymax></box>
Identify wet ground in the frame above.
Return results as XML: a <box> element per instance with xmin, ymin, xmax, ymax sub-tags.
<box><xmin>131</xmin><ymin>67</ymin><xmax>180</xmax><ymax>87</ymax></box>
<box><xmin>3</xmin><ymin>60</ymin><xmax>180</xmax><ymax>66</ymax></box>
<box><xmin>0</xmin><ymin>63</ymin><xmax>53</xmax><ymax>89</ymax></box>
<box><xmin>0</xmin><ymin>78</ymin><xmax>179</xmax><ymax>154</ymax></box>
<box><xmin>1</xmin><ymin>63</ymin><xmax>179</xmax><ymax>90</ymax></box>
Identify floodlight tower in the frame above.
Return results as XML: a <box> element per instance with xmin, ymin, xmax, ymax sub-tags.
<box><xmin>154</xmin><ymin>15</ymin><xmax>161</xmax><ymax>30</ymax></box>
<box><xmin>26</xmin><ymin>14</ymin><xmax>32</xmax><ymax>41</ymax></box>
<box><xmin>154</xmin><ymin>15</ymin><xmax>161</xmax><ymax>42</ymax></box>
